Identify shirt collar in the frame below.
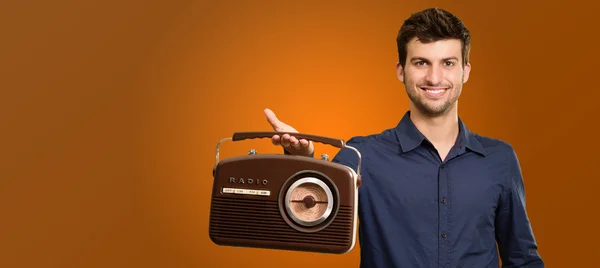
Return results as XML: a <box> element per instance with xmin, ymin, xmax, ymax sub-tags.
<box><xmin>394</xmin><ymin>110</ymin><xmax>487</xmax><ymax>157</ymax></box>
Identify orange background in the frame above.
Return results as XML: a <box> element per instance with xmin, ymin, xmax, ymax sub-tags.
<box><xmin>1</xmin><ymin>0</ymin><xmax>599</xmax><ymax>267</ymax></box>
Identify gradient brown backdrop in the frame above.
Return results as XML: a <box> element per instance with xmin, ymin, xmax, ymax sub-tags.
<box><xmin>2</xmin><ymin>0</ymin><xmax>598</xmax><ymax>267</ymax></box>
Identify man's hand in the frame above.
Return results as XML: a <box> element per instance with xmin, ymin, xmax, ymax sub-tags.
<box><xmin>264</xmin><ymin>108</ymin><xmax>314</xmax><ymax>157</ymax></box>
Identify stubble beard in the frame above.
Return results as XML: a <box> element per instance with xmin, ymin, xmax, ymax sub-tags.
<box><xmin>405</xmin><ymin>78</ymin><xmax>463</xmax><ymax>117</ymax></box>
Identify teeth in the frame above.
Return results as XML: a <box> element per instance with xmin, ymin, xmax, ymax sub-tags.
<box><xmin>426</xmin><ymin>89</ymin><xmax>444</xmax><ymax>94</ymax></box>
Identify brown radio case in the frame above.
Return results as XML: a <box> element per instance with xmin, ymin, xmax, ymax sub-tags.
<box><xmin>208</xmin><ymin>131</ymin><xmax>362</xmax><ymax>254</ymax></box>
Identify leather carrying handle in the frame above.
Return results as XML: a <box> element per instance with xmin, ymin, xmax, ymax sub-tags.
<box><xmin>216</xmin><ymin>131</ymin><xmax>363</xmax><ymax>188</ymax></box>
<box><xmin>232</xmin><ymin>131</ymin><xmax>345</xmax><ymax>148</ymax></box>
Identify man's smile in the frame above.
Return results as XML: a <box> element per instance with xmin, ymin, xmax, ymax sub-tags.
<box><xmin>420</xmin><ymin>86</ymin><xmax>449</xmax><ymax>98</ymax></box>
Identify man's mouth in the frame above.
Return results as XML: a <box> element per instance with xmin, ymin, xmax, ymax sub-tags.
<box><xmin>420</xmin><ymin>87</ymin><xmax>449</xmax><ymax>98</ymax></box>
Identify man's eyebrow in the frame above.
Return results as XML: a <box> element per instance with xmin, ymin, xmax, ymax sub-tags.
<box><xmin>410</xmin><ymin>57</ymin><xmax>430</xmax><ymax>62</ymax></box>
<box><xmin>409</xmin><ymin>56</ymin><xmax>460</xmax><ymax>62</ymax></box>
<box><xmin>442</xmin><ymin>57</ymin><xmax>459</xmax><ymax>61</ymax></box>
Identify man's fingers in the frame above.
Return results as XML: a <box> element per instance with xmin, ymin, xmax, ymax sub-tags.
<box><xmin>299</xmin><ymin>139</ymin><xmax>309</xmax><ymax>147</ymax></box>
<box><xmin>265</xmin><ymin>110</ymin><xmax>309</xmax><ymax>154</ymax></box>
<box><xmin>271</xmin><ymin>135</ymin><xmax>281</xmax><ymax>146</ymax></box>
<box><xmin>290</xmin><ymin>136</ymin><xmax>300</xmax><ymax>148</ymax></box>
<box><xmin>281</xmin><ymin>134</ymin><xmax>291</xmax><ymax>147</ymax></box>
<box><xmin>264</xmin><ymin>108</ymin><xmax>283</xmax><ymax>131</ymax></box>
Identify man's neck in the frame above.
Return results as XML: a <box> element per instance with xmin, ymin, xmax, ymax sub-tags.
<box><xmin>409</xmin><ymin>106</ymin><xmax>460</xmax><ymax>150</ymax></box>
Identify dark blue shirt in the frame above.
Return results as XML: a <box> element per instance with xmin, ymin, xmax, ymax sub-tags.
<box><xmin>331</xmin><ymin>111</ymin><xmax>544</xmax><ymax>268</ymax></box>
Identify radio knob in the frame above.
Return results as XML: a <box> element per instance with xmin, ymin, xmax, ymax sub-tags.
<box><xmin>320</xmin><ymin>154</ymin><xmax>329</xmax><ymax>161</ymax></box>
<box><xmin>248</xmin><ymin>149</ymin><xmax>257</xmax><ymax>155</ymax></box>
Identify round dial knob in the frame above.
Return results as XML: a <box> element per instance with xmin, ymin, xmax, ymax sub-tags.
<box><xmin>284</xmin><ymin>177</ymin><xmax>334</xmax><ymax>227</ymax></box>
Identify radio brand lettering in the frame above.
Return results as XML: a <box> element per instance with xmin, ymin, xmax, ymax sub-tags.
<box><xmin>229</xmin><ymin>177</ymin><xmax>268</xmax><ymax>185</ymax></box>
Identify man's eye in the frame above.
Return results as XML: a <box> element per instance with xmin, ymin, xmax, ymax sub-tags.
<box><xmin>416</xmin><ymin>61</ymin><xmax>426</xmax><ymax>66</ymax></box>
<box><xmin>444</xmin><ymin>61</ymin><xmax>454</xmax><ymax>67</ymax></box>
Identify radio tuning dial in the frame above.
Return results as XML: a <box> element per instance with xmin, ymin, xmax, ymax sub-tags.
<box><xmin>284</xmin><ymin>177</ymin><xmax>335</xmax><ymax>228</ymax></box>
<box><xmin>248</xmin><ymin>149</ymin><xmax>257</xmax><ymax>155</ymax></box>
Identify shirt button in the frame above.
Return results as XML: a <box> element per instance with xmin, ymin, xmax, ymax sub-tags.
<box><xmin>440</xmin><ymin>163</ymin><xmax>445</xmax><ymax>169</ymax></box>
<box><xmin>441</xmin><ymin>232</ymin><xmax>447</xmax><ymax>238</ymax></box>
<box><xmin>441</xmin><ymin>197</ymin><xmax>447</xmax><ymax>204</ymax></box>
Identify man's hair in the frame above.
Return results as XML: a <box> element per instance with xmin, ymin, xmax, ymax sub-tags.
<box><xmin>396</xmin><ymin>8</ymin><xmax>471</xmax><ymax>68</ymax></box>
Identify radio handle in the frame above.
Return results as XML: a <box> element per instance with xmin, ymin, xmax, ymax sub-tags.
<box><xmin>215</xmin><ymin>131</ymin><xmax>363</xmax><ymax>187</ymax></box>
<box><xmin>232</xmin><ymin>131</ymin><xmax>345</xmax><ymax>148</ymax></box>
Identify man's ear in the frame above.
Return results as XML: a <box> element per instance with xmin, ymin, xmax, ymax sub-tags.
<box><xmin>396</xmin><ymin>62</ymin><xmax>404</xmax><ymax>83</ymax></box>
<box><xmin>463</xmin><ymin>62</ymin><xmax>471</xmax><ymax>83</ymax></box>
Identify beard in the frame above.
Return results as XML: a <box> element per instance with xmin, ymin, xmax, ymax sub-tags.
<box><xmin>405</xmin><ymin>79</ymin><xmax>463</xmax><ymax>116</ymax></box>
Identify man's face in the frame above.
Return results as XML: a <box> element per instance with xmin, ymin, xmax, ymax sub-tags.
<box><xmin>396</xmin><ymin>38</ymin><xmax>471</xmax><ymax>116</ymax></box>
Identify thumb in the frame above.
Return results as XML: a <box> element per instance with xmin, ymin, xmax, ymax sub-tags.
<box><xmin>264</xmin><ymin>108</ymin><xmax>284</xmax><ymax>131</ymax></box>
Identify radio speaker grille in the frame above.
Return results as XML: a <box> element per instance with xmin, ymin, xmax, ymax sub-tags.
<box><xmin>209</xmin><ymin>196</ymin><xmax>353</xmax><ymax>249</ymax></box>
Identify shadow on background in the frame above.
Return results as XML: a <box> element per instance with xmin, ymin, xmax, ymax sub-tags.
<box><xmin>1</xmin><ymin>0</ymin><xmax>598</xmax><ymax>267</ymax></box>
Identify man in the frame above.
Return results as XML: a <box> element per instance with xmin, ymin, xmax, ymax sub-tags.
<box><xmin>264</xmin><ymin>8</ymin><xmax>543</xmax><ymax>268</ymax></box>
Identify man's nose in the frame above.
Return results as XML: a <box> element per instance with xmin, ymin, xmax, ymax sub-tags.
<box><xmin>425</xmin><ymin>65</ymin><xmax>442</xmax><ymax>85</ymax></box>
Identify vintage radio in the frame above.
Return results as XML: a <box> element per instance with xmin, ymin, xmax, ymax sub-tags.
<box><xmin>208</xmin><ymin>131</ymin><xmax>362</xmax><ymax>254</ymax></box>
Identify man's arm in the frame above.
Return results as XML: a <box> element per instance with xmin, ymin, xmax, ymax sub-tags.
<box><xmin>330</xmin><ymin>137</ymin><xmax>363</xmax><ymax>173</ymax></box>
<box><xmin>495</xmin><ymin>148</ymin><xmax>544</xmax><ymax>267</ymax></box>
